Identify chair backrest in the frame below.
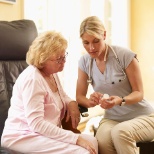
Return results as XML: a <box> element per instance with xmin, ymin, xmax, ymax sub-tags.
<box><xmin>0</xmin><ymin>19</ymin><xmax>38</xmax><ymax>139</ymax></box>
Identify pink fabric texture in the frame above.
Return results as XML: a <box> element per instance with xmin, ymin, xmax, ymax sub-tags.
<box><xmin>1</xmin><ymin>65</ymin><xmax>97</xmax><ymax>153</ymax></box>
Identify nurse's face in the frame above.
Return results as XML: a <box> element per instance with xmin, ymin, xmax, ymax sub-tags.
<box><xmin>81</xmin><ymin>32</ymin><xmax>106</xmax><ymax>58</ymax></box>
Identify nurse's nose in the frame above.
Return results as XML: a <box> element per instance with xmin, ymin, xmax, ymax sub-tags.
<box><xmin>89</xmin><ymin>44</ymin><xmax>94</xmax><ymax>50</ymax></box>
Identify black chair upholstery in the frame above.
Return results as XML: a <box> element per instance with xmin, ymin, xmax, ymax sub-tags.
<box><xmin>136</xmin><ymin>142</ymin><xmax>154</xmax><ymax>154</ymax></box>
<box><xmin>0</xmin><ymin>19</ymin><xmax>38</xmax><ymax>154</ymax></box>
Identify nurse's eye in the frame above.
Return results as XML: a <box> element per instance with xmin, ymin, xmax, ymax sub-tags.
<box><xmin>83</xmin><ymin>41</ymin><xmax>89</xmax><ymax>45</ymax></box>
<box><xmin>93</xmin><ymin>39</ymin><xmax>100</xmax><ymax>43</ymax></box>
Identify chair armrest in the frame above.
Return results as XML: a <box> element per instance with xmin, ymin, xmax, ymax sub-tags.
<box><xmin>136</xmin><ymin>141</ymin><xmax>154</xmax><ymax>154</ymax></box>
<box><xmin>78</xmin><ymin>105</ymin><xmax>89</xmax><ymax>117</ymax></box>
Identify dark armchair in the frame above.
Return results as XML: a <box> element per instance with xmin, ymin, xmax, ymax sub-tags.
<box><xmin>0</xmin><ymin>19</ymin><xmax>38</xmax><ymax>154</ymax></box>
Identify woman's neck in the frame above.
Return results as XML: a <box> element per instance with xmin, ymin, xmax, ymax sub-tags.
<box><xmin>97</xmin><ymin>44</ymin><xmax>108</xmax><ymax>62</ymax></box>
<box><xmin>40</xmin><ymin>69</ymin><xmax>58</xmax><ymax>92</ymax></box>
<box><xmin>40</xmin><ymin>69</ymin><xmax>51</xmax><ymax>78</ymax></box>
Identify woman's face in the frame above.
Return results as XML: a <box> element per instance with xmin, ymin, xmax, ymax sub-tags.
<box><xmin>81</xmin><ymin>32</ymin><xmax>106</xmax><ymax>58</ymax></box>
<box><xmin>43</xmin><ymin>51</ymin><xmax>68</xmax><ymax>74</ymax></box>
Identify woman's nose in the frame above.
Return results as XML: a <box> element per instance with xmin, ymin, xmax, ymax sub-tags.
<box><xmin>89</xmin><ymin>44</ymin><xmax>94</xmax><ymax>50</ymax></box>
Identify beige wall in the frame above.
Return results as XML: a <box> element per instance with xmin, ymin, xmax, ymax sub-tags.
<box><xmin>131</xmin><ymin>0</ymin><xmax>154</xmax><ymax>102</ymax></box>
<box><xmin>0</xmin><ymin>0</ymin><xmax>23</xmax><ymax>20</ymax></box>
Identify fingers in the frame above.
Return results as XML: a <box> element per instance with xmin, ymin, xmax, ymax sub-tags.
<box><xmin>67</xmin><ymin>102</ymin><xmax>81</xmax><ymax>127</ymax></box>
<box><xmin>66</xmin><ymin>112</ymin><xmax>80</xmax><ymax>129</ymax></box>
<box><xmin>70</xmin><ymin>115</ymin><xmax>81</xmax><ymax>129</ymax></box>
<box><xmin>70</xmin><ymin>112</ymin><xmax>80</xmax><ymax>128</ymax></box>
<box><xmin>100</xmin><ymin>100</ymin><xmax>114</xmax><ymax>109</ymax></box>
<box><xmin>76</xmin><ymin>136</ymin><xmax>97</xmax><ymax>154</ymax></box>
<box><xmin>86</xmin><ymin>145</ymin><xmax>97</xmax><ymax>154</ymax></box>
<box><xmin>90</xmin><ymin>96</ymin><xmax>99</xmax><ymax>105</ymax></box>
<box><xmin>65</xmin><ymin>111</ymin><xmax>80</xmax><ymax>129</ymax></box>
<box><xmin>90</xmin><ymin>92</ymin><xmax>103</xmax><ymax>106</ymax></box>
<box><xmin>65</xmin><ymin>110</ymin><xmax>70</xmax><ymax>122</ymax></box>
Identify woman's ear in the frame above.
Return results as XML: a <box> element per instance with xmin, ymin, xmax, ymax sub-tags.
<box><xmin>103</xmin><ymin>31</ymin><xmax>106</xmax><ymax>40</ymax></box>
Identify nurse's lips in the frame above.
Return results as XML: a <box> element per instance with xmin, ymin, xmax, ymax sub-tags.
<box><xmin>90</xmin><ymin>51</ymin><xmax>97</xmax><ymax>55</ymax></box>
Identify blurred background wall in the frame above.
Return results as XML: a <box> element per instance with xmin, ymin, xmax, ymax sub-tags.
<box><xmin>0</xmin><ymin>0</ymin><xmax>154</xmax><ymax>103</ymax></box>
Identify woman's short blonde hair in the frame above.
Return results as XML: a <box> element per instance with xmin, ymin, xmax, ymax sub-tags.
<box><xmin>26</xmin><ymin>31</ymin><xmax>67</xmax><ymax>69</ymax></box>
<box><xmin>80</xmin><ymin>16</ymin><xmax>106</xmax><ymax>39</ymax></box>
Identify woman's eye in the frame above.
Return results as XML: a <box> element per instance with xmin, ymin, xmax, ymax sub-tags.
<box><xmin>83</xmin><ymin>42</ymin><xmax>89</xmax><ymax>45</ymax></box>
<box><xmin>93</xmin><ymin>39</ymin><xmax>100</xmax><ymax>43</ymax></box>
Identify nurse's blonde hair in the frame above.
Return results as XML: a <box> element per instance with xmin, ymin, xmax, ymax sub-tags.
<box><xmin>80</xmin><ymin>16</ymin><xmax>106</xmax><ymax>39</ymax></box>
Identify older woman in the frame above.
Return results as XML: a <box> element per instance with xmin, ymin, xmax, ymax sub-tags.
<box><xmin>1</xmin><ymin>31</ymin><xmax>98</xmax><ymax>154</ymax></box>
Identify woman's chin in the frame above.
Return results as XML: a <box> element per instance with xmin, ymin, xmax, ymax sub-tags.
<box><xmin>59</xmin><ymin>67</ymin><xmax>64</xmax><ymax>72</ymax></box>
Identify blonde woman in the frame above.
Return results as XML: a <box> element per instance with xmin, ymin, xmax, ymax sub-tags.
<box><xmin>76</xmin><ymin>16</ymin><xmax>154</xmax><ymax>154</ymax></box>
<box><xmin>1</xmin><ymin>31</ymin><xmax>98</xmax><ymax>154</ymax></box>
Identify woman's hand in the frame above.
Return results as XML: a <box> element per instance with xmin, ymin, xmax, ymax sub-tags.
<box><xmin>99</xmin><ymin>95</ymin><xmax>122</xmax><ymax>109</ymax></box>
<box><xmin>89</xmin><ymin>92</ymin><xmax>102</xmax><ymax>107</ymax></box>
<box><xmin>76</xmin><ymin>135</ymin><xmax>97</xmax><ymax>154</ymax></box>
<box><xmin>66</xmin><ymin>101</ymin><xmax>80</xmax><ymax>129</ymax></box>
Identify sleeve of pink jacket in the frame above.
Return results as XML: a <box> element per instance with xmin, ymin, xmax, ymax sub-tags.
<box><xmin>21</xmin><ymin>73</ymin><xmax>79</xmax><ymax>145</ymax></box>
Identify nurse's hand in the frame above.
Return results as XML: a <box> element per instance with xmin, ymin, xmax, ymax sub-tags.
<box><xmin>99</xmin><ymin>95</ymin><xmax>122</xmax><ymax>109</ymax></box>
<box><xmin>89</xmin><ymin>92</ymin><xmax>102</xmax><ymax>107</ymax></box>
